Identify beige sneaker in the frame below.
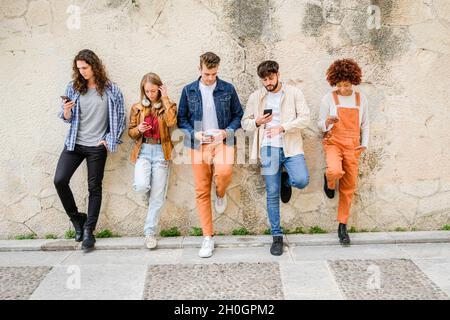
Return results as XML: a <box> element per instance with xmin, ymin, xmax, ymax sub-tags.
<box><xmin>144</xmin><ymin>235</ymin><xmax>157</xmax><ymax>249</ymax></box>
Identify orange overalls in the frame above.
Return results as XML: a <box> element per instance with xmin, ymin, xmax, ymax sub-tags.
<box><xmin>323</xmin><ymin>91</ymin><xmax>363</xmax><ymax>224</ymax></box>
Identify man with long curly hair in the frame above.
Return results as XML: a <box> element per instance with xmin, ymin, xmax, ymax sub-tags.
<box><xmin>318</xmin><ymin>58</ymin><xmax>370</xmax><ymax>245</ymax></box>
<box><xmin>54</xmin><ymin>49</ymin><xmax>125</xmax><ymax>252</ymax></box>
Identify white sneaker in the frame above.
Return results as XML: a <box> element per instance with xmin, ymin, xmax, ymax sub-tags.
<box><xmin>144</xmin><ymin>235</ymin><xmax>157</xmax><ymax>249</ymax></box>
<box><xmin>198</xmin><ymin>236</ymin><xmax>215</xmax><ymax>258</ymax></box>
<box><xmin>214</xmin><ymin>193</ymin><xmax>228</xmax><ymax>214</ymax></box>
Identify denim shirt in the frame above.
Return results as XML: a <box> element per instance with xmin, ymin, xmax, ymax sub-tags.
<box><xmin>177</xmin><ymin>77</ymin><xmax>244</xmax><ymax>149</ymax></box>
<box><xmin>58</xmin><ymin>81</ymin><xmax>126</xmax><ymax>153</ymax></box>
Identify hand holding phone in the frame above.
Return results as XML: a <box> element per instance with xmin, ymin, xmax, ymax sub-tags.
<box><xmin>204</xmin><ymin>130</ymin><xmax>221</xmax><ymax>143</ymax></box>
<box><xmin>256</xmin><ymin>110</ymin><xmax>273</xmax><ymax>127</ymax></box>
<box><xmin>138</xmin><ymin>121</ymin><xmax>152</xmax><ymax>133</ymax></box>
<box><xmin>203</xmin><ymin>133</ymin><xmax>213</xmax><ymax>139</ymax></box>
<box><xmin>61</xmin><ymin>96</ymin><xmax>74</xmax><ymax>120</ymax></box>
<box><xmin>326</xmin><ymin>115</ymin><xmax>339</xmax><ymax>127</ymax></box>
<box><xmin>61</xmin><ymin>96</ymin><xmax>75</xmax><ymax>112</ymax></box>
<box><xmin>195</xmin><ymin>131</ymin><xmax>213</xmax><ymax>144</ymax></box>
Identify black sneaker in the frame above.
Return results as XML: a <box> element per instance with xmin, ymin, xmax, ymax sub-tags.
<box><xmin>324</xmin><ymin>174</ymin><xmax>335</xmax><ymax>199</ymax></box>
<box><xmin>338</xmin><ymin>223</ymin><xmax>350</xmax><ymax>246</ymax></box>
<box><xmin>280</xmin><ymin>171</ymin><xmax>292</xmax><ymax>203</ymax></box>
<box><xmin>270</xmin><ymin>236</ymin><xmax>284</xmax><ymax>256</ymax></box>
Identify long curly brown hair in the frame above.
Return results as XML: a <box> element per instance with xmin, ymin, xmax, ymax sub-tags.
<box><xmin>326</xmin><ymin>59</ymin><xmax>362</xmax><ymax>86</ymax></box>
<box><xmin>72</xmin><ymin>49</ymin><xmax>110</xmax><ymax>96</ymax></box>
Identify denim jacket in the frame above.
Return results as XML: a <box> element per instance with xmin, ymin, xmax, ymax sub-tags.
<box><xmin>177</xmin><ymin>77</ymin><xmax>243</xmax><ymax>149</ymax></box>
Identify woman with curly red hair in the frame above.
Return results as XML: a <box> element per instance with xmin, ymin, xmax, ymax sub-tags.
<box><xmin>318</xmin><ymin>58</ymin><xmax>370</xmax><ymax>245</ymax></box>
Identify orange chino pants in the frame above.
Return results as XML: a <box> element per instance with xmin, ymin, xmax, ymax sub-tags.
<box><xmin>191</xmin><ymin>142</ymin><xmax>234</xmax><ymax>236</ymax></box>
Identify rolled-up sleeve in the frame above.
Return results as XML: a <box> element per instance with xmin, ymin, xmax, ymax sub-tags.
<box><xmin>115</xmin><ymin>88</ymin><xmax>126</xmax><ymax>144</ymax></box>
<box><xmin>241</xmin><ymin>92</ymin><xmax>258</xmax><ymax>132</ymax></box>
<box><xmin>58</xmin><ymin>84</ymin><xmax>73</xmax><ymax>123</ymax></box>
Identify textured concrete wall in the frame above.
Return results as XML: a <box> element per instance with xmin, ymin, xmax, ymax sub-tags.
<box><xmin>1</xmin><ymin>0</ymin><xmax>449</xmax><ymax>238</ymax></box>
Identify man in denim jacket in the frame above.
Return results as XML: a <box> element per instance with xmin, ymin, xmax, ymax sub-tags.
<box><xmin>177</xmin><ymin>52</ymin><xmax>243</xmax><ymax>258</ymax></box>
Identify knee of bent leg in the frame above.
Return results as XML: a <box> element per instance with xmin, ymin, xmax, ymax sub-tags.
<box><xmin>216</xmin><ymin>167</ymin><xmax>233</xmax><ymax>182</ymax></box>
<box><xmin>326</xmin><ymin>167</ymin><xmax>342</xmax><ymax>179</ymax></box>
<box><xmin>291</xmin><ymin>174</ymin><xmax>309</xmax><ymax>189</ymax></box>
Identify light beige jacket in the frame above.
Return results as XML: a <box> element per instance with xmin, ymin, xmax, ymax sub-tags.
<box><xmin>241</xmin><ymin>84</ymin><xmax>310</xmax><ymax>161</ymax></box>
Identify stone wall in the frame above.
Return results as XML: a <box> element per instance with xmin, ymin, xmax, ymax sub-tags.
<box><xmin>1</xmin><ymin>0</ymin><xmax>449</xmax><ymax>238</ymax></box>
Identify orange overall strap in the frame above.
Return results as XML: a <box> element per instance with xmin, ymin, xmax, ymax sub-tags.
<box><xmin>332</xmin><ymin>91</ymin><xmax>340</xmax><ymax>106</ymax></box>
<box><xmin>355</xmin><ymin>92</ymin><xmax>361</xmax><ymax>107</ymax></box>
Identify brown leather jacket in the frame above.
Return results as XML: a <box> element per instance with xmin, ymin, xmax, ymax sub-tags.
<box><xmin>128</xmin><ymin>96</ymin><xmax>177</xmax><ymax>163</ymax></box>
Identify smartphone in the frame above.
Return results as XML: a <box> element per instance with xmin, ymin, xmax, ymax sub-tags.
<box><xmin>203</xmin><ymin>130</ymin><xmax>217</xmax><ymax>143</ymax></box>
<box><xmin>61</xmin><ymin>95</ymin><xmax>71</xmax><ymax>102</ymax></box>
<box><xmin>264</xmin><ymin>109</ymin><xmax>273</xmax><ymax>116</ymax></box>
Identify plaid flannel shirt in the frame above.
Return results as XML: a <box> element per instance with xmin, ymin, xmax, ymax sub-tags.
<box><xmin>58</xmin><ymin>81</ymin><xmax>126</xmax><ymax>152</ymax></box>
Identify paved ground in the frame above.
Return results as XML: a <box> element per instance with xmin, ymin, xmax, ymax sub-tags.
<box><xmin>0</xmin><ymin>232</ymin><xmax>449</xmax><ymax>300</ymax></box>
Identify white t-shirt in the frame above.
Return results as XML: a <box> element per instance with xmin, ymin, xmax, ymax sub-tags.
<box><xmin>317</xmin><ymin>90</ymin><xmax>370</xmax><ymax>148</ymax></box>
<box><xmin>199</xmin><ymin>81</ymin><xmax>219</xmax><ymax>133</ymax></box>
<box><xmin>261</xmin><ymin>90</ymin><xmax>283</xmax><ymax>148</ymax></box>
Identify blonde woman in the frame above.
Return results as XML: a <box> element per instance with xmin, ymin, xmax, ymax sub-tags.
<box><xmin>128</xmin><ymin>73</ymin><xmax>177</xmax><ymax>249</ymax></box>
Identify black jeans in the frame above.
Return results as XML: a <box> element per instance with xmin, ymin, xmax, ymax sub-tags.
<box><xmin>54</xmin><ymin>144</ymin><xmax>107</xmax><ymax>230</ymax></box>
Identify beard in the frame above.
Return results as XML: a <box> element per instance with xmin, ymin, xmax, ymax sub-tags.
<box><xmin>265</xmin><ymin>80</ymin><xmax>279</xmax><ymax>92</ymax></box>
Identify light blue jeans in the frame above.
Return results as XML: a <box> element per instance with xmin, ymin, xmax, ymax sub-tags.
<box><xmin>261</xmin><ymin>146</ymin><xmax>309</xmax><ymax>236</ymax></box>
<box><xmin>133</xmin><ymin>144</ymin><xmax>169</xmax><ymax>236</ymax></box>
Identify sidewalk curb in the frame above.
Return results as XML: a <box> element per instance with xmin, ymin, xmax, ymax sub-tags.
<box><xmin>0</xmin><ymin>231</ymin><xmax>448</xmax><ymax>252</ymax></box>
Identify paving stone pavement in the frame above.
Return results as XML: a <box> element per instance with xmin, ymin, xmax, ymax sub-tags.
<box><xmin>143</xmin><ymin>262</ymin><xmax>284</xmax><ymax>300</ymax></box>
<box><xmin>328</xmin><ymin>259</ymin><xmax>449</xmax><ymax>300</ymax></box>
<box><xmin>0</xmin><ymin>240</ymin><xmax>448</xmax><ymax>300</ymax></box>
<box><xmin>0</xmin><ymin>267</ymin><xmax>52</xmax><ymax>300</ymax></box>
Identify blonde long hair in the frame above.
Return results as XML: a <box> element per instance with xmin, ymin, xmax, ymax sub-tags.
<box><xmin>140</xmin><ymin>72</ymin><xmax>163</xmax><ymax>116</ymax></box>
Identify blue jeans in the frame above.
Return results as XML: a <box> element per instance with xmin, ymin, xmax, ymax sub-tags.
<box><xmin>260</xmin><ymin>146</ymin><xmax>309</xmax><ymax>236</ymax></box>
<box><xmin>133</xmin><ymin>144</ymin><xmax>169</xmax><ymax>236</ymax></box>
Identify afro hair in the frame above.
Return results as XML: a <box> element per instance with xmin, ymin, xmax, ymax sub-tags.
<box><xmin>326</xmin><ymin>59</ymin><xmax>362</xmax><ymax>86</ymax></box>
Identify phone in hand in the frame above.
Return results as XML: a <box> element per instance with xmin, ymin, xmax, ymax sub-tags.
<box><xmin>263</xmin><ymin>109</ymin><xmax>273</xmax><ymax>116</ymax></box>
<box><xmin>142</xmin><ymin>119</ymin><xmax>152</xmax><ymax>131</ymax></box>
<box><xmin>200</xmin><ymin>134</ymin><xmax>212</xmax><ymax>144</ymax></box>
<box><xmin>203</xmin><ymin>130</ymin><xmax>218</xmax><ymax>143</ymax></box>
<box><xmin>61</xmin><ymin>95</ymin><xmax>71</xmax><ymax>102</ymax></box>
